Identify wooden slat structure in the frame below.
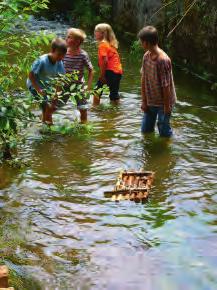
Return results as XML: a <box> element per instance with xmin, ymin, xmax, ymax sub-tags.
<box><xmin>104</xmin><ymin>170</ymin><xmax>154</xmax><ymax>202</ymax></box>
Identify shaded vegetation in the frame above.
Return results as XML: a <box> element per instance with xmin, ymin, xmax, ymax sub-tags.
<box><xmin>162</xmin><ymin>0</ymin><xmax>217</xmax><ymax>85</ymax></box>
<box><xmin>46</xmin><ymin>0</ymin><xmax>112</xmax><ymax>27</ymax></box>
<box><xmin>130</xmin><ymin>0</ymin><xmax>217</xmax><ymax>89</ymax></box>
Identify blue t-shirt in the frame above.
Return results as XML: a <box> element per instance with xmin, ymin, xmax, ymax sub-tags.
<box><xmin>27</xmin><ymin>54</ymin><xmax>65</xmax><ymax>90</ymax></box>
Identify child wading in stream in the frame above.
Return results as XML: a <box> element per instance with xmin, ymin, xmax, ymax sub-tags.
<box><xmin>27</xmin><ymin>38</ymin><xmax>67</xmax><ymax>125</ymax></box>
<box><xmin>63</xmin><ymin>28</ymin><xmax>94</xmax><ymax>123</ymax></box>
<box><xmin>93</xmin><ymin>23</ymin><xmax>123</xmax><ymax>106</ymax></box>
<box><xmin>138</xmin><ymin>26</ymin><xmax>176</xmax><ymax>137</ymax></box>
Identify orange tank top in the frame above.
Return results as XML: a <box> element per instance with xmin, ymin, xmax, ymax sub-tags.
<box><xmin>98</xmin><ymin>41</ymin><xmax>123</xmax><ymax>74</ymax></box>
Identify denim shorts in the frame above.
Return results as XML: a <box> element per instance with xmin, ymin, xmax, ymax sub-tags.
<box><xmin>141</xmin><ymin>106</ymin><xmax>173</xmax><ymax>137</ymax></box>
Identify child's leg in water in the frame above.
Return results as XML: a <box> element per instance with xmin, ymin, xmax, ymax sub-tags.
<box><xmin>93</xmin><ymin>80</ymin><xmax>104</xmax><ymax>106</ymax></box>
<box><xmin>93</xmin><ymin>94</ymin><xmax>101</xmax><ymax>106</ymax></box>
<box><xmin>42</xmin><ymin>105</ymin><xmax>53</xmax><ymax>125</ymax></box>
<box><xmin>76</xmin><ymin>93</ymin><xmax>88</xmax><ymax>123</ymax></box>
<box><xmin>43</xmin><ymin>99</ymin><xmax>57</xmax><ymax>125</ymax></box>
<box><xmin>105</xmin><ymin>70</ymin><xmax>122</xmax><ymax>105</ymax></box>
<box><xmin>110</xmin><ymin>99</ymin><xmax>120</xmax><ymax>105</ymax></box>
<box><xmin>28</xmin><ymin>88</ymin><xmax>50</xmax><ymax>124</ymax></box>
<box><xmin>79</xmin><ymin>109</ymin><xmax>87</xmax><ymax>123</ymax></box>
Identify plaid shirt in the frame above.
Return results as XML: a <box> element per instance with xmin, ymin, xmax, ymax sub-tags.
<box><xmin>142</xmin><ymin>51</ymin><xmax>176</xmax><ymax>106</ymax></box>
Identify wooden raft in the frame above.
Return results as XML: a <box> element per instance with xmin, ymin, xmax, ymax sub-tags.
<box><xmin>104</xmin><ymin>170</ymin><xmax>154</xmax><ymax>202</ymax></box>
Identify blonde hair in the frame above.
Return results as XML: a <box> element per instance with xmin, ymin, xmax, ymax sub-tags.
<box><xmin>95</xmin><ymin>23</ymin><xmax>119</xmax><ymax>49</ymax></box>
<box><xmin>67</xmin><ymin>28</ymin><xmax>87</xmax><ymax>43</ymax></box>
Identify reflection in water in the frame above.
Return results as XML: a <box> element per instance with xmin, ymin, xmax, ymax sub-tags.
<box><xmin>0</xmin><ymin>165</ymin><xmax>19</xmax><ymax>190</ymax></box>
<box><xmin>141</xmin><ymin>137</ymin><xmax>177</xmax><ymax>229</ymax></box>
<box><xmin>0</xmin><ymin>19</ymin><xmax>217</xmax><ymax>290</ymax></box>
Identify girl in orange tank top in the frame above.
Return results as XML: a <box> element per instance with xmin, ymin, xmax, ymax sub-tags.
<box><xmin>93</xmin><ymin>23</ymin><xmax>123</xmax><ymax>105</ymax></box>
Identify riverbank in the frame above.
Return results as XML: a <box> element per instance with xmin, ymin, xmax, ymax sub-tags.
<box><xmin>113</xmin><ymin>0</ymin><xmax>217</xmax><ymax>90</ymax></box>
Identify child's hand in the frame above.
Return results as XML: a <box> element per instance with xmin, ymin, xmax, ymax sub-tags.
<box><xmin>141</xmin><ymin>101</ymin><xmax>148</xmax><ymax>112</ymax></box>
<box><xmin>99</xmin><ymin>76</ymin><xmax>106</xmax><ymax>84</ymax></box>
<box><xmin>85</xmin><ymin>85</ymin><xmax>91</xmax><ymax>92</ymax></box>
<box><xmin>164</xmin><ymin>104</ymin><xmax>171</xmax><ymax>114</ymax></box>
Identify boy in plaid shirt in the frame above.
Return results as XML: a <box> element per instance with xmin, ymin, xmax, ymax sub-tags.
<box><xmin>138</xmin><ymin>26</ymin><xmax>176</xmax><ymax>137</ymax></box>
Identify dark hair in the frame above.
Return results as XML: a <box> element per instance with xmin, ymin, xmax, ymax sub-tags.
<box><xmin>51</xmin><ymin>38</ymin><xmax>67</xmax><ymax>54</ymax></box>
<box><xmin>138</xmin><ymin>26</ymin><xmax>158</xmax><ymax>46</ymax></box>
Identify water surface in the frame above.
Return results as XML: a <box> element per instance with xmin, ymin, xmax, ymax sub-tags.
<box><xmin>0</xmin><ymin>19</ymin><xmax>217</xmax><ymax>290</ymax></box>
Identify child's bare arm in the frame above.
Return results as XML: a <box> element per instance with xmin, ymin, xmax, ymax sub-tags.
<box><xmin>162</xmin><ymin>86</ymin><xmax>171</xmax><ymax>114</ymax></box>
<box><xmin>99</xmin><ymin>56</ymin><xmax>107</xmax><ymax>83</ymax></box>
<box><xmin>87</xmin><ymin>69</ymin><xmax>94</xmax><ymax>91</ymax></box>
<box><xmin>141</xmin><ymin>73</ymin><xmax>148</xmax><ymax>112</ymax></box>
<box><xmin>160</xmin><ymin>57</ymin><xmax>173</xmax><ymax>114</ymax></box>
<box><xmin>29</xmin><ymin>72</ymin><xmax>45</xmax><ymax>95</ymax></box>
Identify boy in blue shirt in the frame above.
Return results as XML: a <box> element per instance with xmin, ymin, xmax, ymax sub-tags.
<box><xmin>27</xmin><ymin>38</ymin><xmax>67</xmax><ymax>125</ymax></box>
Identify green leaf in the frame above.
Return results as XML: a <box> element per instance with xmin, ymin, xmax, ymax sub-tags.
<box><xmin>4</xmin><ymin>119</ymin><xmax>10</xmax><ymax>130</ymax></box>
<box><xmin>0</xmin><ymin>116</ymin><xmax>7</xmax><ymax>129</ymax></box>
<box><xmin>70</xmin><ymin>84</ymin><xmax>76</xmax><ymax>92</ymax></box>
<box><xmin>0</xmin><ymin>50</ymin><xmax>8</xmax><ymax>57</ymax></box>
<box><xmin>70</xmin><ymin>95</ymin><xmax>77</xmax><ymax>105</ymax></box>
<box><xmin>43</xmin><ymin>35</ymin><xmax>50</xmax><ymax>46</ymax></box>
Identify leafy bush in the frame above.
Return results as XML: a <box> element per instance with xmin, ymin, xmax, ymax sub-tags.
<box><xmin>0</xmin><ymin>92</ymin><xmax>34</xmax><ymax>160</ymax></box>
<box><xmin>47</xmin><ymin>0</ymin><xmax>112</xmax><ymax>27</ymax></box>
<box><xmin>71</xmin><ymin>0</ymin><xmax>112</xmax><ymax>28</ymax></box>
<box><xmin>130</xmin><ymin>40</ymin><xmax>143</xmax><ymax>59</ymax></box>
<box><xmin>42</xmin><ymin>71</ymin><xmax>109</xmax><ymax>107</ymax></box>
<box><xmin>43</xmin><ymin>72</ymin><xmax>92</xmax><ymax>106</ymax></box>
<box><xmin>0</xmin><ymin>0</ymin><xmax>51</xmax><ymax>162</ymax></box>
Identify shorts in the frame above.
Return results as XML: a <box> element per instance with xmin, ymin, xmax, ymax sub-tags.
<box><xmin>61</xmin><ymin>83</ymin><xmax>88</xmax><ymax>110</ymax></box>
<box><xmin>74</xmin><ymin>94</ymin><xmax>88</xmax><ymax>110</ymax></box>
<box><xmin>29</xmin><ymin>86</ymin><xmax>88</xmax><ymax>111</ymax></box>
<box><xmin>95</xmin><ymin>70</ymin><xmax>122</xmax><ymax>101</ymax></box>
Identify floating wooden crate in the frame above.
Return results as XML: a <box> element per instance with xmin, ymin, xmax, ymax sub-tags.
<box><xmin>104</xmin><ymin>170</ymin><xmax>154</xmax><ymax>202</ymax></box>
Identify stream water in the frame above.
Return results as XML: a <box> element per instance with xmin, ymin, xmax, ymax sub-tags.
<box><xmin>0</xmin><ymin>18</ymin><xmax>217</xmax><ymax>290</ymax></box>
